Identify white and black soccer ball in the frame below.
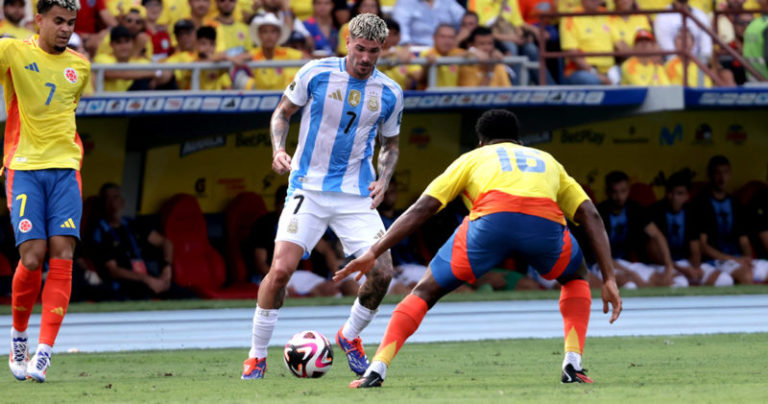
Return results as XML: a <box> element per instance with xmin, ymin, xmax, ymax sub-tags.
<box><xmin>283</xmin><ymin>330</ymin><xmax>334</xmax><ymax>378</ymax></box>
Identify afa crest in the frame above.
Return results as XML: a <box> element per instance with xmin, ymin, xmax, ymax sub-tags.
<box><xmin>348</xmin><ymin>90</ymin><xmax>361</xmax><ymax>107</ymax></box>
<box><xmin>367</xmin><ymin>97</ymin><xmax>379</xmax><ymax>112</ymax></box>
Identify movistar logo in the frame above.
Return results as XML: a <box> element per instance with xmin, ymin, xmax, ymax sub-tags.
<box><xmin>24</xmin><ymin>62</ymin><xmax>39</xmax><ymax>72</ymax></box>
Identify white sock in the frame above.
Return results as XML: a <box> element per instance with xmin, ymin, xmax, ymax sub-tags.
<box><xmin>622</xmin><ymin>281</ymin><xmax>638</xmax><ymax>290</ymax></box>
<box><xmin>341</xmin><ymin>298</ymin><xmax>377</xmax><ymax>340</ymax></box>
<box><xmin>36</xmin><ymin>343</ymin><xmax>52</xmax><ymax>356</ymax></box>
<box><xmin>11</xmin><ymin>328</ymin><xmax>27</xmax><ymax>340</ymax></box>
<box><xmin>248</xmin><ymin>306</ymin><xmax>279</xmax><ymax>359</ymax></box>
<box><xmin>672</xmin><ymin>275</ymin><xmax>689</xmax><ymax>288</ymax></box>
<box><xmin>364</xmin><ymin>360</ymin><xmax>387</xmax><ymax>379</ymax></box>
<box><xmin>714</xmin><ymin>272</ymin><xmax>734</xmax><ymax>287</ymax></box>
<box><xmin>562</xmin><ymin>351</ymin><xmax>582</xmax><ymax>371</ymax></box>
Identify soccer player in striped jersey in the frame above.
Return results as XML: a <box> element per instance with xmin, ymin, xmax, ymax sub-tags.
<box><xmin>336</xmin><ymin>109</ymin><xmax>622</xmax><ymax>387</ymax></box>
<box><xmin>242</xmin><ymin>13</ymin><xmax>404</xmax><ymax>380</ymax></box>
<box><xmin>2</xmin><ymin>0</ymin><xmax>90</xmax><ymax>383</ymax></box>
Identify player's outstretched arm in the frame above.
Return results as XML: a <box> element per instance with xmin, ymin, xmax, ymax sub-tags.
<box><xmin>369</xmin><ymin>135</ymin><xmax>399</xmax><ymax>209</ymax></box>
<box><xmin>574</xmin><ymin>200</ymin><xmax>622</xmax><ymax>324</ymax></box>
<box><xmin>270</xmin><ymin>95</ymin><xmax>301</xmax><ymax>175</ymax></box>
<box><xmin>334</xmin><ymin>195</ymin><xmax>441</xmax><ymax>281</ymax></box>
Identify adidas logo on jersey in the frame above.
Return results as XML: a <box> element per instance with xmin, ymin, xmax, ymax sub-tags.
<box><xmin>60</xmin><ymin>218</ymin><xmax>76</xmax><ymax>229</ymax></box>
<box><xmin>24</xmin><ymin>62</ymin><xmax>39</xmax><ymax>72</ymax></box>
<box><xmin>50</xmin><ymin>307</ymin><xmax>65</xmax><ymax>316</ymax></box>
<box><xmin>328</xmin><ymin>89</ymin><xmax>343</xmax><ymax>101</ymax></box>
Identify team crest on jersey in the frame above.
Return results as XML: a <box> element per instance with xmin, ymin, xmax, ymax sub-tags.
<box><xmin>64</xmin><ymin>67</ymin><xmax>78</xmax><ymax>84</ymax></box>
<box><xmin>367</xmin><ymin>97</ymin><xmax>379</xmax><ymax>112</ymax></box>
<box><xmin>348</xmin><ymin>90</ymin><xmax>361</xmax><ymax>107</ymax></box>
<box><xmin>18</xmin><ymin>219</ymin><xmax>32</xmax><ymax>233</ymax></box>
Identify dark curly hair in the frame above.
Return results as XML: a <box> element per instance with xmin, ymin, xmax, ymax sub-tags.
<box><xmin>475</xmin><ymin>109</ymin><xmax>519</xmax><ymax>142</ymax></box>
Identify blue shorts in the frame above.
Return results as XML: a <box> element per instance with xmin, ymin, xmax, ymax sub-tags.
<box><xmin>5</xmin><ymin>169</ymin><xmax>82</xmax><ymax>246</ymax></box>
<box><xmin>430</xmin><ymin>212</ymin><xmax>584</xmax><ymax>290</ymax></box>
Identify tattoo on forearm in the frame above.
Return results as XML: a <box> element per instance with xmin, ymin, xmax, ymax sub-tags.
<box><xmin>357</xmin><ymin>253</ymin><xmax>393</xmax><ymax>310</ymax></box>
<box><xmin>270</xmin><ymin>110</ymin><xmax>290</xmax><ymax>156</ymax></box>
<box><xmin>377</xmin><ymin>135</ymin><xmax>399</xmax><ymax>184</ymax></box>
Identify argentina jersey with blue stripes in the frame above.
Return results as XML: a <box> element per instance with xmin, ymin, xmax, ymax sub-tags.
<box><xmin>283</xmin><ymin>57</ymin><xmax>404</xmax><ymax>197</ymax></box>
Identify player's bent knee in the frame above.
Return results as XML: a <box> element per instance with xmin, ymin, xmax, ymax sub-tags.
<box><xmin>20</xmin><ymin>256</ymin><xmax>43</xmax><ymax>271</ymax></box>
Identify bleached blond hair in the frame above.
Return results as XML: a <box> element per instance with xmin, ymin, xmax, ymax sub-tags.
<box><xmin>348</xmin><ymin>13</ymin><xmax>388</xmax><ymax>44</ymax></box>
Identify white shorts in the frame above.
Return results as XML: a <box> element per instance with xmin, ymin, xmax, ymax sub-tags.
<box><xmin>275</xmin><ymin>189</ymin><xmax>385</xmax><ymax>257</ymax></box>
<box><xmin>287</xmin><ymin>270</ymin><xmax>328</xmax><ymax>296</ymax></box>
<box><xmin>715</xmin><ymin>259</ymin><xmax>768</xmax><ymax>282</ymax></box>
<box><xmin>395</xmin><ymin>263</ymin><xmax>427</xmax><ymax>286</ymax></box>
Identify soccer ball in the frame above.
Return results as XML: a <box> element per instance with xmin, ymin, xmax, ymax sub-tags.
<box><xmin>283</xmin><ymin>330</ymin><xmax>334</xmax><ymax>378</ymax></box>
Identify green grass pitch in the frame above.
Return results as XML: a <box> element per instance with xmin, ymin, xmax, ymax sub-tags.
<box><xmin>2</xmin><ymin>333</ymin><xmax>766</xmax><ymax>403</ymax></box>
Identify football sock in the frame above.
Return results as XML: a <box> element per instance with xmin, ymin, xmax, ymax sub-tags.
<box><xmin>36</xmin><ymin>343</ymin><xmax>52</xmax><ymax>357</ymax></box>
<box><xmin>341</xmin><ymin>298</ymin><xmax>377</xmax><ymax>340</ymax></box>
<box><xmin>366</xmin><ymin>360</ymin><xmax>388</xmax><ymax>379</ymax></box>
<box><xmin>714</xmin><ymin>272</ymin><xmax>734</xmax><ymax>287</ymax></box>
<box><xmin>249</xmin><ymin>306</ymin><xmax>278</xmax><ymax>358</ymax></box>
<box><xmin>559</xmin><ymin>279</ymin><xmax>591</xmax><ymax>364</ymax></box>
<box><xmin>39</xmin><ymin>259</ymin><xmax>72</xmax><ymax>346</ymax></box>
<box><xmin>11</xmin><ymin>262</ymin><xmax>42</xmax><ymax>332</ymax></box>
<box><xmin>371</xmin><ymin>294</ymin><xmax>428</xmax><ymax>367</ymax></box>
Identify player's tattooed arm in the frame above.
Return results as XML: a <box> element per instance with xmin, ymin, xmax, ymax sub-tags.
<box><xmin>270</xmin><ymin>96</ymin><xmax>301</xmax><ymax>175</ymax></box>
<box><xmin>368</xmin><ymin>135</ymin><xmax>400</xmax><ymax>208</ymax></box>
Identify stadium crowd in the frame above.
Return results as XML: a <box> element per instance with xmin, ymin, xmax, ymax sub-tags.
<box><xmin>0</xmin><ymin>155</ymin><xmax>767</xmax><ymax>303</ymax></box>
<box><xmin>0</xmin><ymin>0</ymin><xmax>767</xmax><ymax>89</ymax></box>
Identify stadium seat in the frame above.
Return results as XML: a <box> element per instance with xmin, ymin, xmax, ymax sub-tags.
<box><xmin>628</xmin><ymin>183</ymin><xmax>656</xmax><ymax>207</ymax></box>
<box><xmin>80</xmin><ymin>195</ymin><xmax>103</xmax><ymax>242</ymax></box>
<box><xmin>734</xmin><ymin>181</ymin><xmax>767</xmax><ymax>207</ymax></box>
<box><xmin>161</xmin><ymin>194</ymin><xmax>259</xmax><ymax>299</ymax></box>
<box><xmin>224</xmin><ymin>192</ymin><xmax>268</xmax><ymax>284</ymax></box>
<box><xmin>689</xmin><ymin>181</ymin><xmax>709</xmax><ymax>200</ymax></box>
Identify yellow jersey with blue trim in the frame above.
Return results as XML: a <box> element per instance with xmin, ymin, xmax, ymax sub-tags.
<box><xmin>0</xmin><ymin>37</ymin><xmax>90</xmax><ymax>171</ymax></box>
<box><xmin>423</xmin><ymin>142</ymin><xmax>589</xmax><ymax>225</ymax></box>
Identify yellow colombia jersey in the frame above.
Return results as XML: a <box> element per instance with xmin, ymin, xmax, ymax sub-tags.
<box><xmin>420</xmin><ymin>47</ymin><xmax>465</xmax><ymax>87</ymax></box>
<box><xmin>212</xmin><ymin>20</ymin><xmax>253</xmax><ymax>56</ymax></box>
<box><xmin>423</xmin><ymin>143</ymin><xmax>589</xmax><ymax>225</ymax></box>
<box><xmin>664</xmin><ymin>57</ymin><xmax>712</xmax><ymax>88</ymax></box>
<box><xmin>0</xmin><ymin>37</ymin><xmax>90</xmax><ymax>171</ymax></box>
<box><xmin>608</xmin><ymin>15</ymin><xmax>651</xmax><ymax>47</ymax></box>
<box><xmin>93</xmin><ymin>53</ymin><xmax>149</xmax><ymax>91</ymax></box>
<box><xmin>0</xmin><ymin>21</ymin><xmax>34</xmax><ymax>40</ymax></box>
<box><xmin>246</xmin><ymin>46</ymin><xmax>302</xmax><ymax>90</ymax></box>
<box><xmin>621</xmin><ymin>57</ymin><xmax>670</xmax><ymax>85</ymax></box>
<box><xmin>467</xmin><ymin>0</ymin><xmax>524</xmax><ymax>27</ymax></box>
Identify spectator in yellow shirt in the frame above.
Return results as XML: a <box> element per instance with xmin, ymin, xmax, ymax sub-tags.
<box><xmin>420</xmin><ymin>24</ymin><xmax>467</xmax><ymax>87</ymax></box>
<box><xmin>560</xmin><ymin>0</ymin><xmax>614</xmax><ymax>84</ymax></box>
<box><xmin>163</xmin><ymin>19</ymin><xmax>198</xmax><ymax>89</ymax></box>
<box><xmin>95</xmin><ymin>6</ymin><xmax>154</xmax><ymax>60</ymax></box>
<box><xmin>194</xmin><ymin>25</ymin><xmax>233</xmax><ymax>90</ymax></box>
<box><xmin>189</xmin><ymin>0</ymin><xmax>213</xmax><ymax>28</ymax></box>
<box><xmin>0</xmin><ymin>0</ymin><xmax>34</xmax><ymax>39</ymax></box>
<box><xmin>459</xmin><ymin>26</ymin><xmax>513</xmax><ymax>86</ymax></box>
<box><xmin>210</xmin><ymin>0</ymin><xmax>253</xmax><ymax>58</ymax></box>
<box><xmin>95</xmin><ymin>26</ymin><xmax>171</xmax><ymax>91</ymax></box>
<box><xmin>620</xmin><ymin>29</ymin><xmax>670</xmax><ymax>85</ymax></box>
<box><xmin>664</xmin><ymin>28</ymin><xmax>713</xmax><ymax>87</ymax></box>
<box><xmin>239</xmin><ymin>12</ymin><xmax>302</xmax><ymax>90</ymax></box>
<box><xmin>609</xmin><ymin>0</ymin><xmax>652</xmax><ymax>54</ymax></box>
<box><xmin>378</xmin><ymin>18</ymin><xmax>421</xmax><ymax>90</ymax></box>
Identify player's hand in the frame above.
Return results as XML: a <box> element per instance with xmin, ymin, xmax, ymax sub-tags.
<box><xmin>601</xmin><ymin>278</ymin><xmax>622</xmax><ymax>324</ymax></box>
<box><xmin>333</xmin><ymin>250</ymin><xmax>376</xmax><ymax>282</ymax></box>
<box><xmin>272</xmin><ymin>150</ymin><xmax>292</xmax><ymax>175</ymax></box>
<box><xmin>368</xmin><ymin>179</ymin><xmax>387</xmax><ymax>209</ymax></box>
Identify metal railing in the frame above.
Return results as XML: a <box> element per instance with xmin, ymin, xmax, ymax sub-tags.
<box><xmin>536</xmin><ymin>8</ymin><xmax>767</xmax><ymax>86</ymax></box>
<box><xmin>91</xmin><ymin>56</ymin><xmax>539</xmax><ymax>93</ymax></box>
